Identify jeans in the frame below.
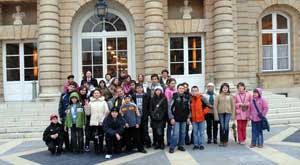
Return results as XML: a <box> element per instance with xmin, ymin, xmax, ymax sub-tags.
<box><xmin>251</xmin><ymin>121</ymin><xmax>264</xmax><ymax>146</ymax></box>
<box><xmin>237</xmin><ymin>120</ymin><xmax>248</xmax><ymax>143</ymax></box>
<box><xmin>219</xmin><ymin>113</ymin><xmax>231</xmax><ymax>143</ymax></box>
<box><xmin>167</xmin><ymin>123</ymin><xmax>172</xmax><ymax>145</ymax></box>
<box><xmin>205</xmin><ymin>113</ymin><xmax>218</xmax><ymax>141</ymax></box>
<box><xmin>170</xmin><ymin>122</ymin><xmax>186</xmax><ymax>149</ymax></box>
<box><xmin>192</xmin><ymin>121</ymin><xmax>205</xmax><ymax>147</ymax></box>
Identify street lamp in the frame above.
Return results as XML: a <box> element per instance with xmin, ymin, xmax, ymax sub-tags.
<box><xmin>95</xmin><ymin>0</ymin><xmax>108</xmax><ymax>19</ymax></box>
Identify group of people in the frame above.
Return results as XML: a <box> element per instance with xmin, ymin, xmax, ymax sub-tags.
<box><xmin>42</xmin><ymin>69</ymin><xmax>269</xmax><ymax>159</ymax></box>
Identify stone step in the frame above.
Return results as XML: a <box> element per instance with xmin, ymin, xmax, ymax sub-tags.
<box><xmin>269</xmin><ymin>102</ymin><xmax>300</xmax><ymax>109</ymax></box>
<box><xmin>0</xmin><ymin>132</ymin><xmax>42</xmax><ymax>139</ymax></box>
<box><xmin>0</xmin><ymin>126</ymin><xmax>45</xmax><ymax>134</ymax></box>
<box><xmin>0</xmin><ymin>121</ymin><xmax>49</xmax><ymax>128</ymax></box>
<box><xmin>267</xmin><ymin>112</ymin><xmax>300</xmax><ymax>119</ymax></box>
<box><xmin>268</xmin><ymin>107</ymin><xmax>300</xmax><ymax>114</ymax></box>
<box><xmin>0</xmin><ymin>116</ymin><xmax>51</xmax><ymax>122</ymax></box>
<box><xmin>268</xmin><ymin>117</ymin><xmax>300</xmax><ymax>125</ymax></box>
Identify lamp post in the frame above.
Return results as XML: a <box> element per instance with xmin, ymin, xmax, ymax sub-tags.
<box><xmin>95</xmin><ymin>0</ymin><xmax>108</xmax><ymax>19</ymax></box>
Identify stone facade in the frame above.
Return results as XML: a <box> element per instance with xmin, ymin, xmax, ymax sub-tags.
<box><xmin>1</xmin><ymin>0</ymin><xmax>300</xmax><ymax>100</ymax></box>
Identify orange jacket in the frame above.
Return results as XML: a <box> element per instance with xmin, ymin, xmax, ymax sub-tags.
<box><xmin>191</xmin><ymin>94</ymin><xmax>210</xmax><ymax>122</ymax></box>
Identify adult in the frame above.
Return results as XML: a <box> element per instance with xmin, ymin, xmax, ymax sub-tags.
<box><xmin>81</xmin><ymin>70</ymin><xmax>98</xmax><ymax>88</ymax></box>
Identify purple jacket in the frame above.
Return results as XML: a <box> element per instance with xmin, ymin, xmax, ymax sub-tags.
<box><xmin>249</xmin><ymin>88</ymin><xmax>269</xmax><ymax>122</ymax></box>
<box><xmin>234</xmin><ymin>91</ymin><xmax>252</xmax><ymax>120</ymax></box>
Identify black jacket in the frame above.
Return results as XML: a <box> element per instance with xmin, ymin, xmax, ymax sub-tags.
<box><xmin>103</xmin><ymin>115</ymin><xmax>125</xmax><ymax>136</ymax></box>
<box><xmin>81</xmin><ymin>77</ymin><xmax>98</xmax><ymax>88</ymax></box>
<box><xmin>132</xmin><ymin>93</ymin><xmax>150</xmax><ymax>121</ymax></box>
<box><xmin>169</xmin><ymin>93</ymin><xmax>190</xmax><ymax>122</ymax></box>
<box><xmin>149</xmin><ymin>95</ymin><xmax>168</xmax><ymax>128</ymax></box>
<box><xmin>43</xmin><ymin>122</ymin><xmax>64</xmax><ymax>144</ymax></box>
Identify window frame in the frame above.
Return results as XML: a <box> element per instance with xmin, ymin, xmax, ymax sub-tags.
<box><xmin>261</xmin><ymin>12</ymin><xmax>291</xmax><ymax>72</ymax></box>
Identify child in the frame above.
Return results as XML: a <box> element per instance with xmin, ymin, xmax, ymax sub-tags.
<box><xmin>113</xmin><ymin>86</ymin><xmax>126</xmax><ymax>111</ymax></box>
<box><xmin>120</xmin><ymin>95</ymin><xmax>147</xmax><ymax>153</ymax></box>
<box><xmin>159</xmin><ymin>69</ymin><xmax>170</xmax><ymax>89</ymax></box>
<box><xmin>148</xmin><ymin>74</ymin><xmax>162</xmax><ymax>97</ymax></box>
<box><xmin>64</xmin><ymin>92</ymin><xmax>85</xmax><ymax>153</ymax></box>
<box><xmin>203</xmin><ymin>83</ymin><xmax>218</xmax><ymax>144</ymax></box>
<box><xmin>129</xmin><ymin>80</ymin><xmax>137</xmax><ymax>96</ymax></box>
<box><xmin>168</xmin><ymin>84</ymin><xmax>190</xmax><ymax>153</ymax></box>
<box><xmin>82</xmin><ymin>81</ymin><xmax>95</xmax><ymax>98</ymax></box>
<box><xmin>63</xmin><ymin>75</ymin><xmax>78</xmax><ymax>93</ymax></box>
<box><xmin>43</xmin><ymin>114</ymin><xmax>64</xmax><ymax>155</ymax></box>
<box><xmin>149</xmin><ymin>86</ymin><xmax>168</xmax><ymax>149</ymax></box>
<box><xmin>190</xmin><ymin>86</ymin><xmax>210</xmax><ymax>150</ymax></box>
<box><xmin>249</xmin><ymin>88</ymin><xmax>269</xmax><ymax>148</ymax></box>
<box><xmin>86</xmin><ymin>89</ymin><xmax>110</xmax><ymax>154</ymax></box>
<box><xmin>234</xmin><ymin>82</ymin><xmax>251</xmax><ymax>145</ymax></box>
<box><xmin>214</xmin><ymin>83</ymin><xmax>235</xmax><ymax>147</ymax></box>
<box><xmin>133</xmin><ymin>84</ymin><xmax>151</xmax><ymax>148</ymax></box>
<box><xmin>58</xmin><ymin>81</ymin><xmax>78</xmax><ymax>152</ymax></box>
<box><xmin>103</xmin><ymin>107</ymin><xmax>125</xmax><ymax>159</ymax></box>
<box><xmin>99</xmin><ymin>80</ymin><xmax>111</xmax><ymax>100</ymax></box>
<box><xmin>121</xmin><ymin>75</ymin><xmax>132</xmax><ymax>95</ymax></box>
<box><xmin>164</xmin><ymin>78</ymin><xmax>177</xmax><ymax>146</ymax></box>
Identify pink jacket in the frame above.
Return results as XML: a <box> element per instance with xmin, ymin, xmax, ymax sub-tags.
<box><xmin>249</xmin><ymin>88</ymin><xmax>269</xmax><ymax>122</ymax></box>
<box><xmin>234</xmin><ymin>91</ymin><xmax>252</xmax><ymax>120</ymax></box>
<box><xmin>165</xmin><ymin>87</ymin><xmax>176</xmax><ymax>103</ymax></box>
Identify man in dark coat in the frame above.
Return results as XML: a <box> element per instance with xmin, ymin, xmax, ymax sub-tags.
<box><xmin>43</xmin><ymin>114</ymin><xmax>64</xmax><ymax>155</ymax></box>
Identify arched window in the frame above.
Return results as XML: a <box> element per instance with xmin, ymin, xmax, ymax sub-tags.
<box><xmin>261</xmin><ymin>13</ymin><xmax>290</xmax><ymax>71</ymax></box>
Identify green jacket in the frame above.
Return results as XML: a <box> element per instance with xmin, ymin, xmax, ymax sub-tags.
<box><xmin>64</xmin><ymin>103</ymin><xmax>85</xmax><ymax>128</ymax></box>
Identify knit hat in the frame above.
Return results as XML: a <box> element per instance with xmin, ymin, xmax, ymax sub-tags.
<box><xmin>207</xmin><ymin>82</ymin><xmax>215</xmax><ymax>87</ymax></box>
<box><xmin>50</xmin><ymin>114</ymin><xmax>58</xmax><ymax>120</ymax></box>
<box><xmin>110</xmin><ymin>107</ymin><xmax>118</xmax><ymax>113</ymax></box>
<box><xmin>154</xmin><ymin>86</ymin><xmax>164</xmax><ymax>93</ymax></box>
<box><xmin>69</xmin><ymin>92</ymin><xmax>80</xmax><ymax>101</ymax></box>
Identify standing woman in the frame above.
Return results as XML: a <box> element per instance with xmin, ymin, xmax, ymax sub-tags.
<box><xmin>99</xmin><ymin>80</ymin><xmax>111</xmax><ymax>100</ymax></box>
<box><xmin>234</xmin><ymin>82</ymin><xmax>251</xmax><ymax>145</ymax></box>
<box><xmin>214</xmin><ymin>83</ymin><xmax>235</xmax><ymax>147</ymax></box>
<box><xmin>203</xmin><ymin>83</ymin><xmax>218</xmax><ymax>144</ymax></box>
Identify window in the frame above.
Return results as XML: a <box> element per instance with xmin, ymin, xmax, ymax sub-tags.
<box><xmin>169</xmin><ymin>36</ymin><xmax>203</xmax><ymax>75</ymax></box>
<box><xmin>262</xmin><ymin>13</ymin><xmax>290</xmax><ymax>71</ymax></box>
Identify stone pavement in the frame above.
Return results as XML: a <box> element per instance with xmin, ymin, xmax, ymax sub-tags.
<box><xmin>0</xmin><ymin>125</ymin><xmax>299</xmax><ymax>165</ymax></box>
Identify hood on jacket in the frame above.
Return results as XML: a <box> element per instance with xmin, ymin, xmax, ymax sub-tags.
<box><xmin>69</xmin><ymin>92</ymin><xmax>80</xmax><ymax>102</ymax></box>
<box><xmin>254</xmin><ymin>88</ymin><xmax>263</xmax><ymax>97</ymax></box>
<box><xmin>90</xmin><ymin>96</ymin><xmax>105</xmax><ymax>102</ymax></box>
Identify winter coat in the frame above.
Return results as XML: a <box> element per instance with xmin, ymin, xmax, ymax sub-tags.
<box><xmin>103</xmin><ymin>114</ymin><xmax>125</xmax><ymax>136</ymax></box>
<box><xmin>249</xmin><ymin>88</ymin><xmax>269</xmax><ymax>122</ymax></box>
<box><xmin>43</xmin><ymin>122</ymin><xmax>64</xmax><ymax>144</ymax></box>
<box><xmin>58</xmin><ymin>92</ymin><xmax>70</xmax><ymax>120</ymax></box>
<box><xmin>120</xmin><ymin>103</ymin><xmax>141</xmax><ymax>127</ymax></box>
<box><xmin>81</xmin><ymin>77</ymin><xmax>98</xmax><ymax>88</ymax></box>
<box><xmin>64</xmin><ymin>103</ymin><xmax>85</xmax><ymax>128</ymax></box>
<box><xmin>86</xmin><ymin>96</ymin><xmax>110</xmax><ymax>126</ymax></box>
<box><xmin>214</xmin><ymin>93</ymin><xmax>235</xmax><ymax>121</ymax></box>
<box><xmin>149</xmin><ymin>95</ymin><xmax>168</xmax><ymax>128</ymax></box>
<box><xmin>234</xmin><ymin>91</ymin><xmax>252</xmax><ymax>120</ymax></box>
<box><xmin>132</xmin><ymin>93</ymin><xmax>150</xmax><ymax>122</ymax></box>
<box><xmin>165</xmin><ymin>87</ymin><xmax>176</xmax><ymax>104</ymax></box>
<box><xmin>190</xmin><ymin>94</ymin><xmax>210</xmax><ymax>123</ymax></box>
<box><xmin>168</xmin><ymin>93</ymin><xmax>190</xmax><ymax>122</ymax></box>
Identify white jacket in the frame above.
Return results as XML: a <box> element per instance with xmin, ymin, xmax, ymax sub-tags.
<box><xmin>87</xmin><ymin>96</ymin><xmax>109</xmax><ymax>126</ymax></box>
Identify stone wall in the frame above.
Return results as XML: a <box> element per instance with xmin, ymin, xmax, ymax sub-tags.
<box><xmin>0</xmin><ymin>41</ymin><xmax>3</xmax><ymax>100</ymax></box>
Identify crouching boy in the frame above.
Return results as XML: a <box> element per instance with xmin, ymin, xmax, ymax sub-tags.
<box><xmin>43</xmin><ymin>114</ymin><xmax>64</xmax><ymax>155</ymax></box>
<box><xmin>120</xmin><ymin>95</ymin><xmax>147</xmax><ymax>153</ymax></box>
<box><xmin>103</xmin><ymin>107</ymin><xmax>125</xmax><ymax>159</ymax></box>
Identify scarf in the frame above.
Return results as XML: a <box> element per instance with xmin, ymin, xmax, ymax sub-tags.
<box><xmin>207</xmin><ymin>90</ymin><xmax>214</xmax><ymax>105</ymax></box>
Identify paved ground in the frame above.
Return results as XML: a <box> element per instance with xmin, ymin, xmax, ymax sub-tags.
<box><xmin>0</xmin><ymin>125</ymin><xmax>300</xmax><ymax>165</ymax></box>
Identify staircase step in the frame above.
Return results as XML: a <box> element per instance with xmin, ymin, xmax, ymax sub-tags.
<box><xmin>0</xmin><ymin>132</ymin><xmax>42</xmax><ymax>139</ymax></box>
<box><xmin>268</xmin><ymin>117</ymin><xmax>300</xmax><ymax>125</ymax></box>
<box><xmin>268</xmin><ymin>112</ymin><xmax>300</xmax><ymax>119</ymax></box>
<box><xmin>268</xmin><ymin>107</ymin><xmax>300</xmax><ymax>114</ymax></box>
<box><xmin>0</xmin><ymin>127</ymin><xmax>45</xmax><ymax>134</ymax></box>
<box><xmin>0</xmin><ymin>121</ymin><xmax>49</xmax><ymax>128</ymax></box>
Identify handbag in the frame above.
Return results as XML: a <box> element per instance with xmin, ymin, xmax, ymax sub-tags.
<box><xmin>253</xmin><ymin>100</ymin><xmax>270</xmax><ymax>132</ymax></box>
<box><xmin>151</xmin><ymin>98</ymin><xmax>166</xmax><ymax>121</ymax></box>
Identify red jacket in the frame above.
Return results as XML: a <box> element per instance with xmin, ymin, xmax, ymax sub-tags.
<box><xmin>191</xmin><ymin>94</ymin><xmax>210</xmax><ymax>122</ymax></box>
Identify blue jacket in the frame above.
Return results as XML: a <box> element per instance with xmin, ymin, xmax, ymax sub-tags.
<box><xmin>119</xmin><ymin>103</ymin><xmax>141</xmax><ymax>127</ymax></box>
<box><xmin>58</xmin><ymin>93</ymin><xmax>70</xmax><ymax>119</ymax></box>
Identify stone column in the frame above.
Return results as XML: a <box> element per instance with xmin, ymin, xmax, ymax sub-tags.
<box><xmin>213</xmin><ymin>0</ymin><xmax>236</xmax><ymax>88</ymax></box>
<box><xmin>0</xmin><ymin>4</ymin><xmax>2</xmax><ymax>25</ymax></box>
<box><xmin>144</xmin><ymin>0</ymin><xmax>165</xmax><ymax>76</ymax></box>
<box><xmin>38</xmin><ymin>0</ymin><xmax>61</xmax><ymax>99</ymax></box>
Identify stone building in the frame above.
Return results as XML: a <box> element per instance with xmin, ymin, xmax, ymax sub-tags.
<box><xmin>0</xmin><ymin>0</ymin><xmax>300</xmax><ymax>101</ymax></box>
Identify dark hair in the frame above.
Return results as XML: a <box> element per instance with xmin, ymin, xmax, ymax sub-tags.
<box><xmin>79</xmin><ymin>86</ymin><xmax>87</xmax><ymax>92</ymax></box>
<box><xmin>69</xmin><ymin>81</ymin><xmax>78</xmax><ymax>87</ymax></box>
<box><xmin>237</xmin><ymin>82</ymin><xmax>246</xmax><ymax>89</ymax></box>
<box><xmin>182</xmin><ymin>82</ymin><xmax>189</xmax><ymax>87</ymax></box>
<box><xmin>105</xmin><ymin>73</ymin><xmax>112</xmax><ymax>78</ymax></box>
<box><xmin>191</xmin><ymin>86</ymin><xmax>199</xmax><ymax>90</ymax></box>
<box><xmin>136</xmin><ymin>84</ymin><xmax>143</xmax><ymax>89</ymax></box>
<box><xmin>177</xmin><ymin>83</ymin><xmax>185</xmax><ymax>89</ymax></box>
<box><xmin>151</xmin><ymin>74</ymin><xmax>159</xmax><ymax>80</ymax></box>
<box><xmin>219</xmin><ymin>83</ymin><xmax>230</xmax><ymax>94</ymax></box>
<box><xmin>112</xmin><ymin>78</ymin><xmax>120</xmax><ymax>86</ymax></box>
<box><xmin>99</xmin><ymin>80</ymin><xmax>107</xmax><ymax>88</ymax></box>
<box><xmin>130</xmin><ymin>80</ymin><xmax>136</xmax><ymax>85</ymax></box>
<box><xmin>167</xmin><ymin>78</ymin><xmax>176</xmax><ymax>86</ymax></box>
<box><xmin>91</xmin><ymin>88</ymin><xmax>102</xmax><ymax>97</ymax></box>
<box><xmin>161</xmin><ymin>69</ymin><xmax>169</xmax><ymax>74</ymax></box>
<box><xmin>67</xmin><ymin>75</ymin><xmax>74</xmax><ymax>80</ymax></box>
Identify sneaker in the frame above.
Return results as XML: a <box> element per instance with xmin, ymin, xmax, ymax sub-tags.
<box><xmin>169</xmin><ymin>148</ymin><xmax>174</xmax><ymax>153</ymax></box>
<box><xmin>105</xmin><ymin>154</ymin><xmax>112</xmax><ymax>159</ymax></box>
<box><xmin>193</xmin><ymin>146</ymin><xmax>200</xmax><ymax>150</ymax></box>
<box><xmin>84</xmin><ymin>146</ymin><xmax>90</xmax><ymax>152</ymax></box>
<box><xmin>199</xmin><ymin>146</ymin><xmax>205</xmax><ymax>150</ymax></box>
<box><xmin>178</xmin><ymin>146</ymin><xmax>186</xmax><ymax>151</ymax></box>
